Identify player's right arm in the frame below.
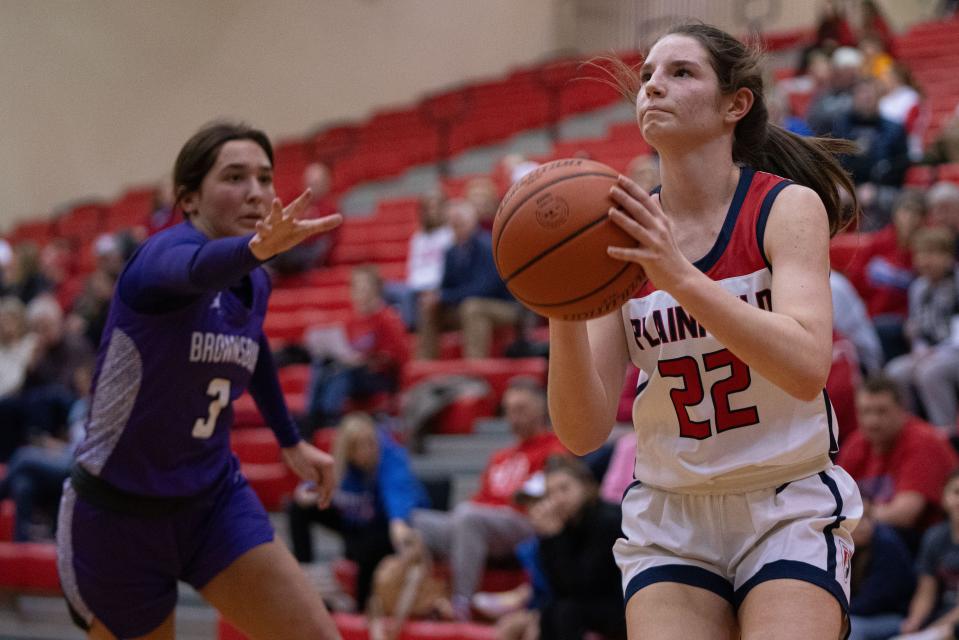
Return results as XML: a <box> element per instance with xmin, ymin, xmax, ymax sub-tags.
<box><xmin>547</xmin><ymin>311</ymin><xmax>629</xmax><ymax>455</ymax></box>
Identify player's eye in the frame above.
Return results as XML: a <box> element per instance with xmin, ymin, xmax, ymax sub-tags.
<box><xmin>639</xmin><ymin>72</ymin><xmax>652</xmax><ymax>84</ymax></box>
<box><xmin>675</xmin><ymin>67</ymin><xmax>691</xmax><ymax>77</ymax></box>
<box><xmin>258</xmin><ymin>174</ymin><xmax>273</xmax><ymax>185</ymax></box>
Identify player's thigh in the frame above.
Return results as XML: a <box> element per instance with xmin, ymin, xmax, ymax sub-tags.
<box><xmin>738</xmin><ymin>578</ymin><xmax>843</xmax><ymax>640</ymax></box>
<box><xmin>626</xmin><ymin>582</ymin><xmax>737</xmax><ymax>640</ymax></box>
<box><xmin>200</xmin><ymin>540</ymin><xmax>338</xmax><ymax>640</ymax></box>
<box><xmin>88</xmin><ymin>612</ymin><xmax>175</xmax><ymax>640</ymax></box>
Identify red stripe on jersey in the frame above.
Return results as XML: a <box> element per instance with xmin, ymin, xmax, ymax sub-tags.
<box><xmin>634</xmin><ymin>168</ymin><xmax>790</xmax><ymax>298</ymax></box>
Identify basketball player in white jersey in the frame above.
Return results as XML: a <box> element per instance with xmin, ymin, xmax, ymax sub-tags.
<box><xmin>547</xmin><ymin>25</ymin><xmax>863</xmax><ymax>639</ymax></box>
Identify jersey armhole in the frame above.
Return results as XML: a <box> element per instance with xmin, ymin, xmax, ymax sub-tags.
<box><xmin>755</xmin><ymin>180</ymin><xmax>794</xmax><ymax>273</ymax></box>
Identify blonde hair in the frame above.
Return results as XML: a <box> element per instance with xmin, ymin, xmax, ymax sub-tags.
<box><xmin>332</xmin><ymin>412</ymin><xmax>379</xmax><ymax>484</ymax></box>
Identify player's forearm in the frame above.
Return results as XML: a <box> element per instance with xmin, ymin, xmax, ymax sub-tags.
<box><xmin>667</xmin><ymin>270</ymin><xmax>830</xmax><ymax>401</ymax></box>
<box><xmin>547</xmin><ymin>322</ymin><xmax>617</xmax><ymax>454</ymax></box>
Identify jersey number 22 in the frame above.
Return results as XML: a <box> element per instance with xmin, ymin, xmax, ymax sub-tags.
<box><xmin>658</xmin><ymin>348</ymin><xmax>759</xmax><ymax>439</ymax></box>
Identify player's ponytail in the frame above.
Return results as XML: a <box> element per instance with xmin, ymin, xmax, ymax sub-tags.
<box><xmin>597</xmin><ymin>23</ymin><xmax>859</xmax><ymax>235</ymax></box>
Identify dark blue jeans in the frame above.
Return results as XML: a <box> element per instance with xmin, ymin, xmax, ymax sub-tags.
<box><xmin>0</xmin><ymin>444</ymin><xmax>71</xmax><ymax>541</ymax></box>
<box><xmin>306</xmin><ymin>361</ymin><xmax>394</xmax><ymax>428</ymax></box>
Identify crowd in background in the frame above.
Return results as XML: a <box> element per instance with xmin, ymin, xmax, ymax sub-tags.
<box><xmin>3</xmin><ymin>2</ymin><xmax>959</xmax><ymax>638</ymax></box>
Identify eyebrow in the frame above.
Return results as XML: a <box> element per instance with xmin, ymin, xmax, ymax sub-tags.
<box><xmin>639</xmin><ymin>59</ymin><xmax>703</xmax><ymax>75</ymax></box>
<box><xmin>219</xmin><ymin>163</ymin><xmax>273</xmax><ymax>173</ymax></box>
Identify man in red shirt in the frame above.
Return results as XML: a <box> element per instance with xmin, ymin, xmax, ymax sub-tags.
<box><xmin>837</xmin><ymin>376</ymin><xmax>958</xmax><ymax>546</ymax></box>
<box><xmin>411</xmin><ymin>377</ymin><xmax>567</xmax><ymax>620</ymax></box>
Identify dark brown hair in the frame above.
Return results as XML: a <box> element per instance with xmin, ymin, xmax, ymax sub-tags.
<box><xmin>173</xmin><ymin>121</ymin><xmax>274</xmax><ymax>214</ymax></box>
<box><xmin>858</xmin><ymin>375</ymin><xmax>901</xmax><ymax>404</ymax></box>
<box><xmin>598</xmin><ymin>23</ymin><xmax>859</xmax><ymax>236</ymax></box>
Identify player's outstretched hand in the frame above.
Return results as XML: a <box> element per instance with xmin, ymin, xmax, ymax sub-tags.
<box><xmin>281</xmin><ymin>440</ymin><xmax>336</xmax><ymax>509</ymax></box>
<box><xmin>248</xmin><ymin>188</ymin><xmax>343</xmax><ymax>261</ymax></box>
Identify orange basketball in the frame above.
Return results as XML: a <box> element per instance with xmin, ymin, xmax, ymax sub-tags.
<box><xmin>492</xmin><ymin>158</ymin><xmax>647</xmax><ymax>321</ymax></box>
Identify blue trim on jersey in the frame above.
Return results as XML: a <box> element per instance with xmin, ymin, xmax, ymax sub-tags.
<box><xmin>818</xmin><ymin>471</ymin><xmax>845</xmax><ymax>579</ymax></box>
<box><xmin>624</xmin><ymin>564</ymin><xmax>734</xmax><ymax>607</ymax></box>
<box><xmin>635</xmin><ymin>380</ymin><xmax>648</xmax><ymax>397</ymax></box>
<box><xmin>823</xmin><ymin>389</ymin><xmax>838</xmax><ymax>457</ymax></box>
<box><xmin>755</xmin><ymin>180</ymin><xmax>793</xmax><ymax>273</ymax></box>
<box><xmin>621</xmin><ymin>479</ymin><xmax>642</xmax><ymax>502</ymax></box>
<box><xmin>733</xmin><ymin>559</ymin><xmax>849</xmax><ymax>612</ymax></box>
<box><xmin>693</xmin><ymin>167</ymin><xmax>755</xmax><ymax>273</ymax></box>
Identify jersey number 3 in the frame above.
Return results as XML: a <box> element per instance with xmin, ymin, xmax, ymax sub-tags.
<box><xmin>657</xmin><ymin>349</ymin><xmax>759</xmax><ymax>439</ymax></box>
<box><xmin>193</xmin><ymin>378</ymin><xmax>231</xmax><ymax>439</ymax></box>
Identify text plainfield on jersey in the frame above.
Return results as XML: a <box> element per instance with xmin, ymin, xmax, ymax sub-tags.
<box><xmin>621</xmin><ymin>167</ymin><xmax>838</xmax><ymax>493</ymax></box>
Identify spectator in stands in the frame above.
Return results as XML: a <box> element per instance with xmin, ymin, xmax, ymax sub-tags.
<box><xmin>69</xmin><ymin>232</ymin><xmax>124</xmax><ymax>348</ymax></box>
<box><xmin>878</xmin><ymin>63</ymin><xmax>924</xmax><ymax>161</ymax></box>
<box><xmin>417</xmin><ymin>199</ymin><xmax>521</xmax><ymax>360</ymax></box>
<box><xmin>147</xmin><ymin>175</ymin><xmax>177</xmax><ymax>235</ymax></box>
<box><xmin>831</xmin><ymin>270</ymin><xmax>884</xmax><ymax>375</ymax></box>
<box><xmin>897</xmin><ymin>470</ymin><xmax>959</xmax><ymax>638</ymax></box>
<box><xmin>885</xmin><ymin>227</ymin><xmax>959</xmax><ymax>431</ymax></box>
<box><xmin>286</xmin><ymin>412</ymin><xmax>429</xmax><ymax>611</ymax></box>
<box><xmin>798</xmin><ymin>0</ymin><xmax>857</xmax><ymax>75</ymax></box>
<box><xmin>849</xmin><ymin>189</ymin><xmax>925</xmax><ymax>361</ymax></box>
<box><xmin>0</xmin><ymin>238</ymin><xmax>12</xmax><ymax>295</ymax></box>
<box><xmin>625</xmin><ymin>154</ymin><xmax>661</xmax><ymax>192</ymax></box>
<box><xmin>0</xmin><ymin>295</ymin><xmax>94</xmax><ymax>461</ymax></box>
<box><xmin>924</xmin><ymin>106</ymin><xmax>959</xmax><ymax>166</ymax></box>
<box><xmin>807</xmin><ymin>45</ymin><xmax>864</xmax><ymax>135</ymax></box>
<box><xmin>0</xmin><ymin>363</ymin><xmax>90</xmax><ymax>542</ymax></box>
<box><xmin>5</xmin><ymin>243</ymin><xmax>52</xmax><ymax>304</ymax></box>
<box><xmin>848</xmin><ymin>506</ymin><xmax>917</xmax><ymax>640</ymax></box>
<box><xmin>269</xmin><ymin>162</ymin><xmax>340</xmax><ymax>277</ymax></box>
<box><xmin>305</xmin><ymin>265</ymin><xmax>409</xmax><ymax>429</ymax></box>
<box><xmin>599</xmin><ymin>430</ymin><xmax>637</xmax><ymax>504</ymax></box>
<box><xmin>383</xmin><ymin>189</ymin><xmax>452</xmax><ymax>330</ymax></box>
<box><xmin>411</xmin><ymin>377</ymin><xmax>567</xmax><ymax>620</ymax></box>
<box><xmin>838</xmin><ymin>376</ymin><xmax>958</xmax><ymax>549</ymax></box>
<box><xmin>465</xmin><ymin>177</ymin><xmax>500</xmax><ymax>231</ymax></box>
<box><xmin>927</xmin><ymin>182</ymin><xmax>959</xmax><ymax>239</ymax></box>
<box><xmin>858</xmin><ymin>0</ymin><xmax>896</xmax><ymax>55</ymax></box>
<box><xmin>0</xmin><ymin>296</ymin><xmax>34</xmax><ymax>400</ymax></box>
<box><xmin>532</xmin><ymin>455</ymin><xmax>626</xmax><ymax>640</ymax></box>
<box><xmin>859</xmin><ymin>33</ymin><xmax>894</xmax><ymax>80</ymax></box>
<box><xmin>768</xmin><ymin>85</ymin><xmax>814</xmax><ymax>137</ymax></box>
<box><xmin>833</xmin><ymin>77</ymin><xmax>911</xmax><ymax>193</ymax></box>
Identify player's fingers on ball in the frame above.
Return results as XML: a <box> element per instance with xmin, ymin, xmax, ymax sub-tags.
<box><xmin>617</xmin><ymin>174</ymin><xmax>658</xmax><ymax>207</ymax></box>
<box><xmin>609</xmin><ymin>208</ymin><xmax>653</xmax><ymax>244</ymax></box>
<box><xmin>609</xmin><ymin>187</ymin><xmax>655</xmax><ymax>224</ymax></box>
<box><xmin>607</xmin><ymin>245</ymin><xmax>652</xmax><ymax>262</ymax></box>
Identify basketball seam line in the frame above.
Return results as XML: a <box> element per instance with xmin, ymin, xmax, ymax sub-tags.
<box><xmin>494</xmin><ymin>170</ymin><xmax>618</xmax><ymax>261</ymax></box>
<box><xmin>504</xmin><ymin>212</ymin><xmax>610</xmax><ymax>282</ymax></box>
<box><xmin>511</xmin><ymin>262</ymin><xmax>638</xmax><ymax>307</ymax></box>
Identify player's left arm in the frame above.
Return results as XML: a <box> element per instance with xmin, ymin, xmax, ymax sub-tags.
<box><xmin>248</xmin><ymin>333</ymin><xmax>335</xmax><ymax>507</ymax></box>
<box><xmin>609</xmin><ymin>178</ymin><xmax>832</xmax><ymax>401</ymax></box>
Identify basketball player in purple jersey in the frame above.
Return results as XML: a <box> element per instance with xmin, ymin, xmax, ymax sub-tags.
<box><xmin>548</xmin><ymin>26</ymin><xmax>864</xmax><ymax>639</ymax></box>
<box><xmin>57</xmin><ymin>122</ymin><xmax>343</xmax><ymax>640</ymax></box>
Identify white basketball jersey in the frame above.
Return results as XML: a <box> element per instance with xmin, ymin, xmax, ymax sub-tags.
<box><xmin>621</xmin><ymin>167</ymin><xmax>837</xmax><ymax>493</ymax></box>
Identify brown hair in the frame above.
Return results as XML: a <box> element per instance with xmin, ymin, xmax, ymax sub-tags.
<box><xmin>332</xmin><ymin>412</ymin><xmax>379</xmax><ymax>484</ymax></box>
<box><xmin>597</xmin><ymin>23</ymin><xmax>859</xmax><ymax>236</ymax></box>
<box><xmin>858</xmin><ymin>375</ymin><xmax>902</xmax><ymax>405</ymax></box>
<box><xmin>544</xmin><ymin>454</ymin><xmax>600</xmax><ymax>506</ymax></box>
<box><xmin>173</xmin><ymin>121</ymin><xmax>274</xmax><ymax>214</ymax></box>
<box><xmin>912</xmin><ymin>226</ymin><xmax>957</xmax><ymax>256</ymax></box>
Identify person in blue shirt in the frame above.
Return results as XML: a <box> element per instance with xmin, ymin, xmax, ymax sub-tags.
<box><xmin>416</xmin><ymin>199</ymin><xmax>521</xmax><ymax>359</ymax></box>
<box><xmin>286</xmin><ymin>412</ymin><xmax>429</xmax><ymax>611</ymax></box>
<box><xmin>56</xmin><ymin>121</ymin><xmax>343</xmax><ymax>640</ymax></box>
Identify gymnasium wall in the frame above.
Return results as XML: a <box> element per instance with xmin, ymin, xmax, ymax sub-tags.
<box><xmin>0</xmin><ymin>0</ymin><xmax>933</xmax><ymax>231</ymax></box>
<box><xmin>0</xmin><ymin>0</ymin><xmax>559</xmax><ymax>230</ymax></box>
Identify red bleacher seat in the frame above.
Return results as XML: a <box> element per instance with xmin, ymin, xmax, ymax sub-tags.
<box><xmin>333</xmin><ymin>557</ymin><xmax>526</xmax><ymax>610</ymax></box>
<box><xmin>401</xmin><ymin>358</ymin><xmax>546</xmax><ymax>401</ymax></box>
<box><xmin>829</xmin><ymin>232</ymin><xmax>872</xmax><ymax>277</ymax></box>
<box><xmin>0</xmin><ymin>542</ymin><xmax>60</xmax><ymax>594</ymax></box>
<box><xmin>218</xmin><ymin>614</ymin><xmax>497</xmax><ymax>640</ymax></box>
<box><xmin>241</xmin><ymin>463</ymin><xmax>298</xmax><ymax>512</ymax></box>
<box><xmin>231</xmin><ymin>428</ymin><xmax>281</xmax><ymax>464</ymax></box>
<box><xmin>0</xmin><ymin>500</ymin><xmax>13</xmax><ymax>542</ymax></box>
<box><xmin>938</xmin><ymin>163</ymin><xmax>959</xmax><ymax>184</ymax></box>
<box><xmin>9</xmin><ymin>219</ymin><xmax>54</xmax><ymax>246</ymax></box>
<box><xmin>268</xmin><ymin>285</ymin><xmax>352</xmax><ymax>313</ymax></box>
